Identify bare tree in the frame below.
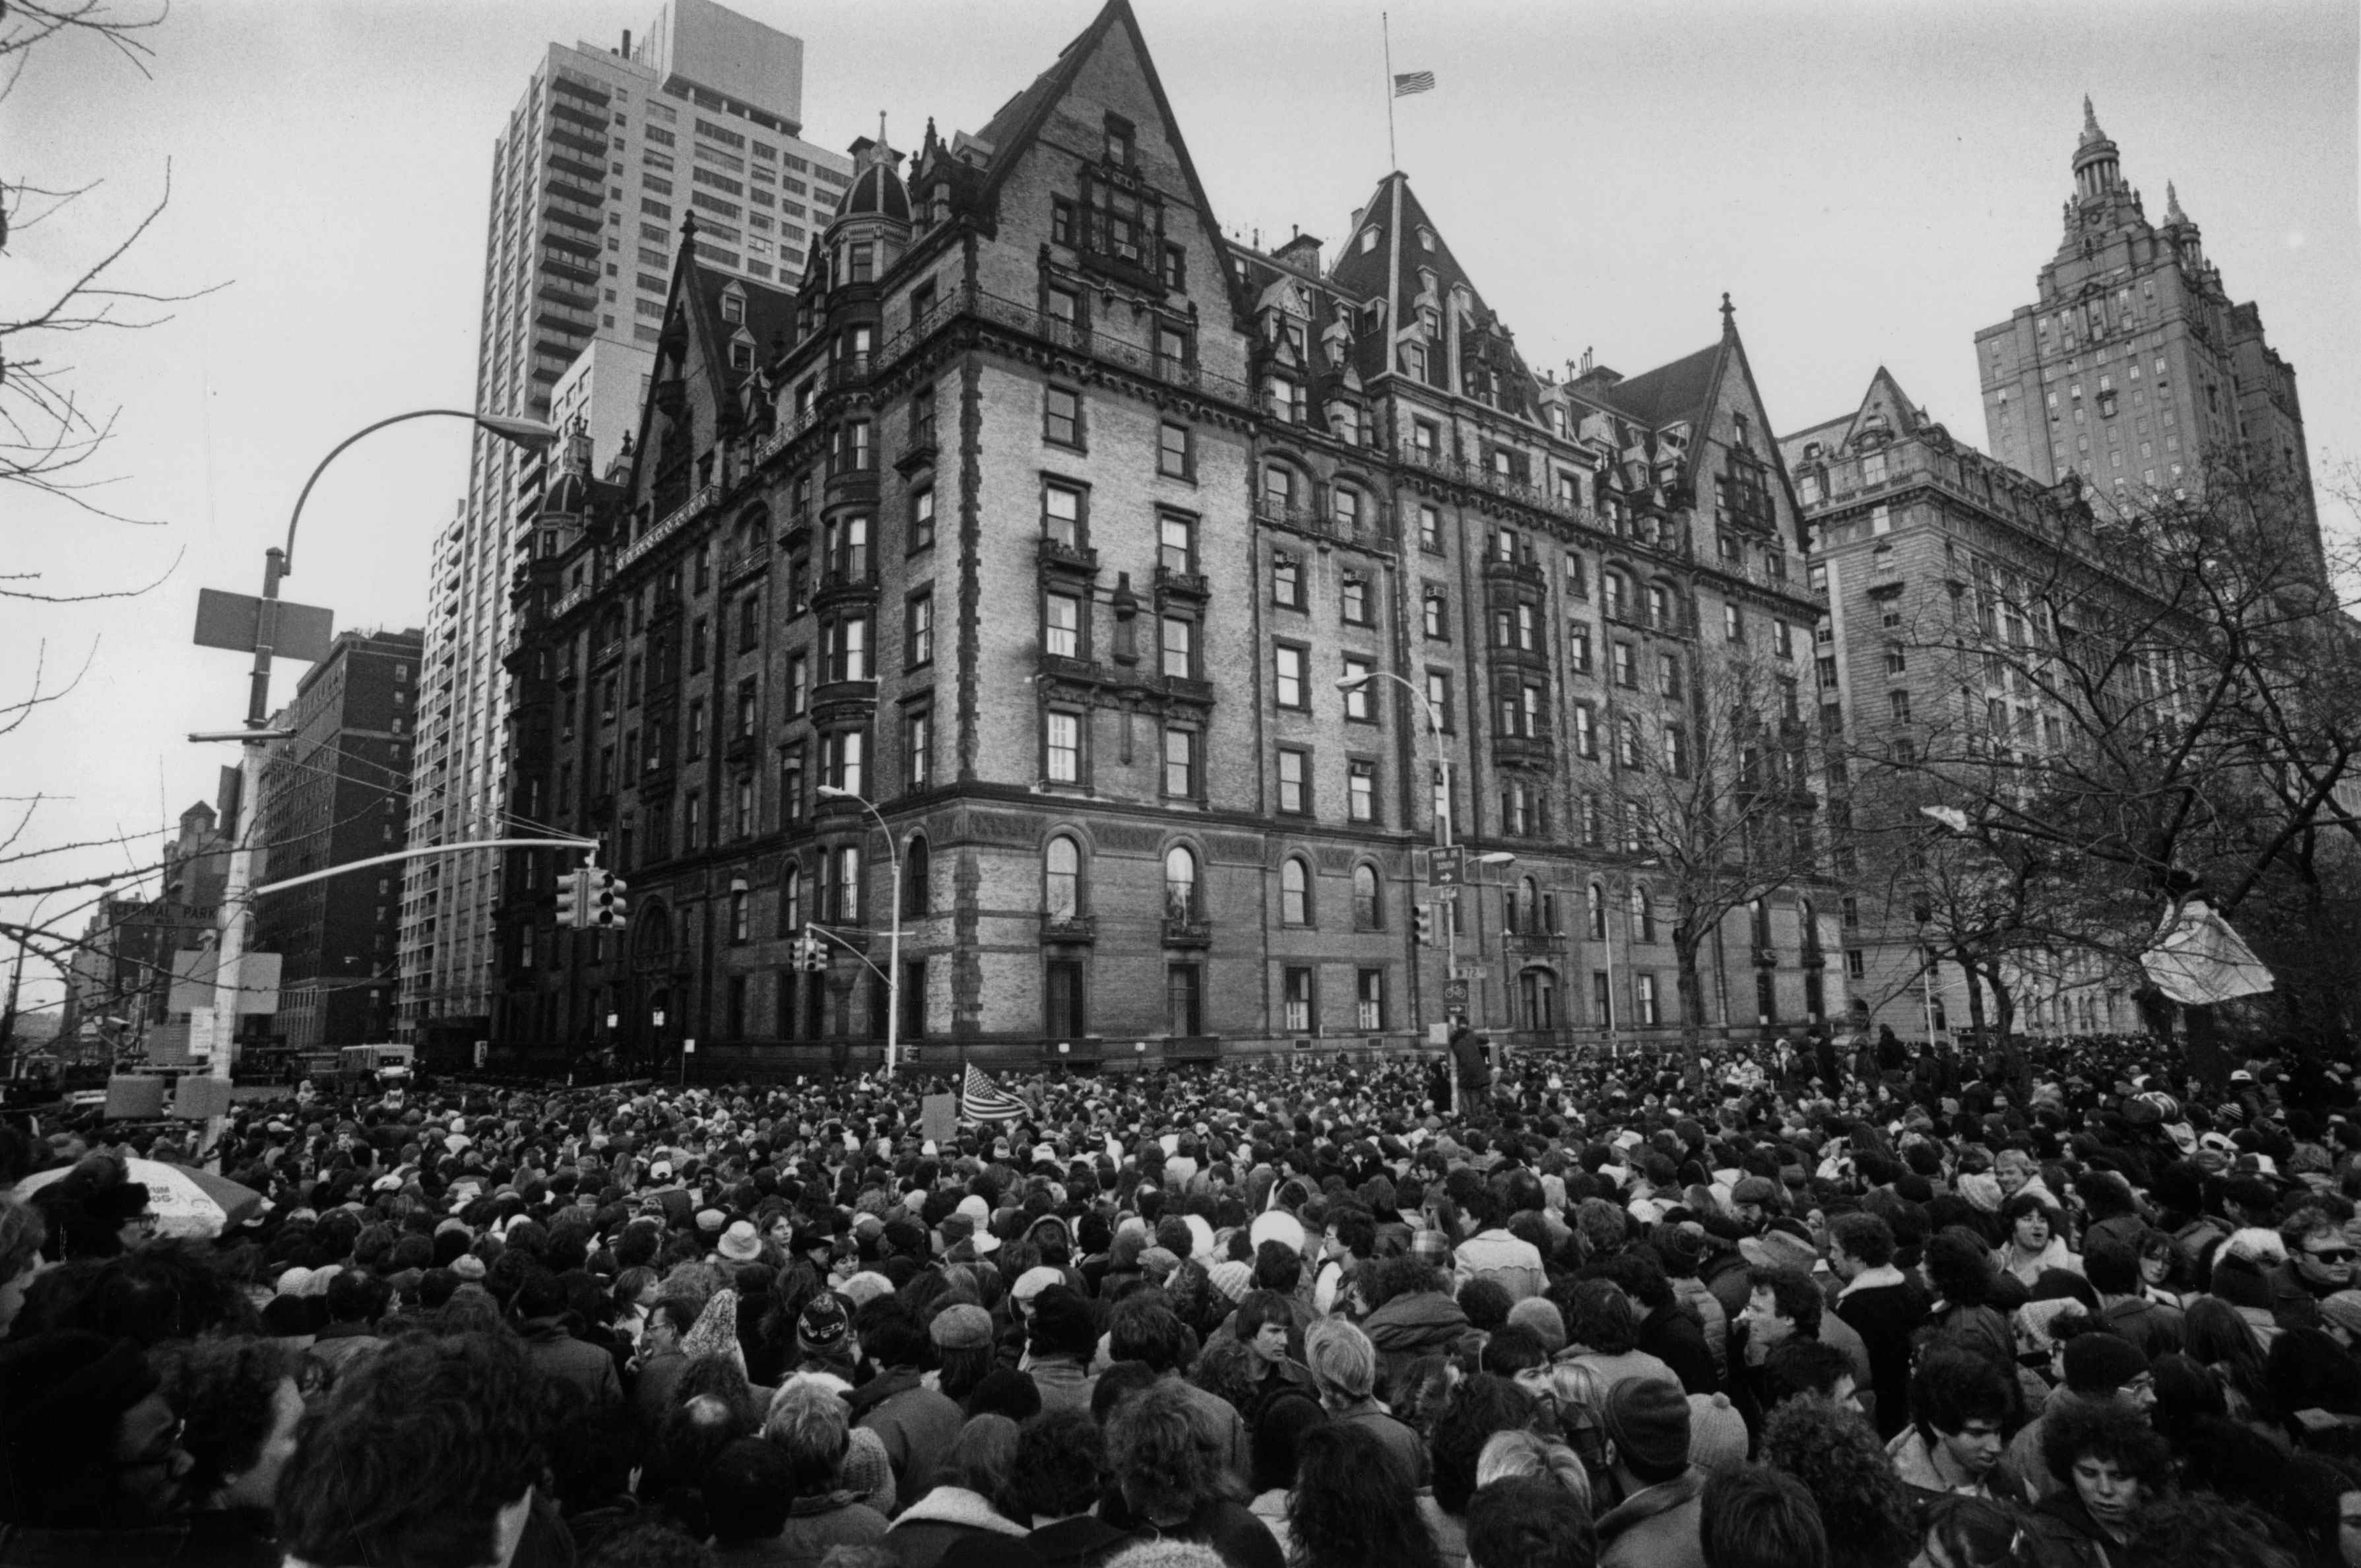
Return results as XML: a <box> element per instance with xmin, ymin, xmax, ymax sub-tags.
<box><xmin>3</xmin><ymin>0</ymin><xmax>220</xmax><ymax>532</ymax></box>
<box><xmin>1614</xmin><ymin>650</ymin><xmax>1832</xmax><ymax>1048</ymax></box>
<box><xmin>1845</xmin><ymin>449</ymin><xmax>2361</xmax><ymax>1057</ymax></box>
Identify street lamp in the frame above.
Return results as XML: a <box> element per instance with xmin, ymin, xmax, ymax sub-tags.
<box><xmin>1334</xmin><ymin>670</ymin><xmax>1451</xmax><ymax>849</ymax></box>
<box><xmin>193</xmin><ymin>408</ymin><xmax>555</xmax><ymax>1158</ymax></box>
<box><xmin>816</xmin><ymin>784</ymin><xmax>903</xmax><ymax>1076</ymax></box>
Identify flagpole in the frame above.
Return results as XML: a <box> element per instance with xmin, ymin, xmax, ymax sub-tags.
<box><xmin>1383</xmin><ymin>11</ymin><xmax>1397</xmax><ymax>172</ymax></box>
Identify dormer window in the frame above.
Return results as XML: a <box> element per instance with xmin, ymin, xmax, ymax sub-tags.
<box><xmin>729</xmin><ymin>340</ymin><xmax>753</xmax><ymax>371</ymax></box>
<box><xmin>1417</xmin><ymin>226</ymin><xmax>1436</xmax><ymax>252</ymax></box>
<box><xmin>721</xmin><ymin>289</ymin><xmax>745</xmax><ymax>325</ymax></box>
<box><xmin>1105</xmin><ymin>115</ymin><xmax>1134</xmax><ymax>168</ymax></box>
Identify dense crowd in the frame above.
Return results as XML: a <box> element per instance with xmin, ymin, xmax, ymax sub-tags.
<box><xmin>1</xmin><ymin>1026</ymin><xmax>2358</xmax><ymax>1568</ymax></box>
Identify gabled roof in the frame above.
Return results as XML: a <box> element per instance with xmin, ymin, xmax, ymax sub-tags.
<box><xmin>962</xmin><ymin>0</ymin><xmax>1233</xmax><ymax>300</ymax></box>
<box><xmin>1778</xmin><ymin>365</ymin><xmax>1927</xmax><ymax>469</ymax></box>
<box><xmin>1596</xmin><ymin>341</ymin><xmax>1721</xmax><ymax>430</ymax></box>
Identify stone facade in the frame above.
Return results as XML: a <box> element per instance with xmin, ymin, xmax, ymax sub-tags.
<box><xmin>488</xmin><ymin>0</ymin><xmax>1832</xmax><ymax>1078</ymax></box>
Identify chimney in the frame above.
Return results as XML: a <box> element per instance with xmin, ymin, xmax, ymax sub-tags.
<box><xmin>1274</xmin><ymin>231</ymin><xmax>1323</xmax><ymax>274</ymax></box>
<box><xmin>621</xmin><ymin>28</ymin><xmax>632</xmax><ymax>57</ymax></box>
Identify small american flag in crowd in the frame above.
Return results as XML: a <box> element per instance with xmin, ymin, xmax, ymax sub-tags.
<box><xmin>961</xmin><ymin>1063</ymin><xmax>1029</xmax><ymax>1122</ymax></box>
<box><xmin>1393</xmin><ymin>70</ymin><xmax>1435</xmax><ymax>96</ymax></box>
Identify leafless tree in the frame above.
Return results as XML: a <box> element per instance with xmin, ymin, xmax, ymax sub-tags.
<box><xmin>1613</xmin><ymin>649</ymin><xmax>1833</xmax><ymax>1048</ymax></box>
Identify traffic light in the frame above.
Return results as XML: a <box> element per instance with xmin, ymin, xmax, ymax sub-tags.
<box><xmin>593</xmin><ymin>869</ymin><xmax>629</xmax><ymax>929</ymax></box>
<box><xmin>1413</xmin><ymin>903</ymin><xmax>1435</xmax><ymax>945</ymax></box>
<box><xmin>797</xmin><ymin>930</ymin><xmax>829</xmax><ymax>971</ymax></box>
<box><xmin>554</xmin><ymin>866</ymin><xmax>587</xmax><ymax>928</ymax></box>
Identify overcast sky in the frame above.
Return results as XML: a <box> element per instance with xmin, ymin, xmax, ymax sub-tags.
<box><xmin>3</xmin><ymin>0</ymin><xmax>2354</xmax><ymax>1014</ymax></box>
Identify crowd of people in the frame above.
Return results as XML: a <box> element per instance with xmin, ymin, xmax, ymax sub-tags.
<box><xmin>1</xmin><ymin>1026</ymin><xmax>2358</xmax><ymax>1568</ymax></box>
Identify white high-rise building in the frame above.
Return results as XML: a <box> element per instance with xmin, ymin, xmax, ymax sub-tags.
<box><xmin>399</xmin><ymin>0</ymin><xmax>849</xmax><ymax>1046</ymax></box>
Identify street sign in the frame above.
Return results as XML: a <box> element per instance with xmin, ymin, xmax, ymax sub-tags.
<box><xmin>1442</xmin><ymin>978</ymin><xmax>1472</xmax><ymax>1006</ymax></box>
<box><xmin>1458</xmin><ymin>964</ymin><xmax>1490</xmax><ymax>980</ymax></box>
<box><xmin>193</xmin><ymin>588</ymin><xmax>336</xmax><ymax>663</ymax></box>
<box><xmin>1427</xmin><ymin>845</ymin><xmax>1465</xmax><ymax>887</ymax></box>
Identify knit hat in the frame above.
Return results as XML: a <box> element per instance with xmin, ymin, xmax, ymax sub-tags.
<box><xmin>1090</xmin><ymin>1542</ymin><xmax>1227</xmax><ymax>1568</ymax></box>
<box><xmin>1507</xmin><ymin>1296</ymin><xmax>1568</xmax><ymax>1356</ymax></box>
<box><xmin>2061</xmin><ymin>1332</ymin><xmax>2151</xmax><ymax>1395</ymax></box>
<box><xmin>1138</xmin><ymin>1246</ymin><xmax>1180</xmax><ymax>1282</ymax></box>
<box><xmin>797</xmin><ymin>1293</ymin><xmax>851</xmax><ymax>1356</ymax></box>
<box><xmin>717</xmin><ymin>1220</ymin><xmax>761</xmax><ymax>1263</ymax></box>
<box><xmin>930</xmin><ymin>1303</ymin><xmax>994</xmax><ymax>1353</ymax></box>
<box><xmin>695</xmin><ymin>1208</ymin><xmax>727</xmax><ymax>1233</ymax></box>
<box><xmin>451</xmin><ymin>1254</ymin><xmax>488</xmax><ymax>1282</ymax></box>
<box><xmin>2321</xmin><ymin>1291</ymin><xmax>2361</xmax><ymax>1340</ymax></box>
<box><xmin>680</xmin><ymin>1287</ymin><xmax>741</xmax><ymax>1361</ymax></box>
<box><xmin>839</xmin><ymin>1271</ymin><xmax>895</xmax><ymax>1308</ymax></box>
<box><xmin>841</xmin><ymin>1425</ymin><xmax>897</xmax><ymax>1515</ymax></box>
<box><xmin>1207</xmin><ymin>1260</ymin><xmax>1253</xmax><ymax>1305</ymax></box>
<box><xmin>1601</xmin><ymin>1377</ymin><xmax>1691</xmax><ymax>1474</ymax></box>
<box><xmin>1687</xmin><ymin>1392</ymin><xmax>1748</xmax><ymax>1473</ymax></box>
<box><xmin>1012</xmin><ymin>1266</ymin><xmax>1064</xmax><ymax>1306</ymax></box>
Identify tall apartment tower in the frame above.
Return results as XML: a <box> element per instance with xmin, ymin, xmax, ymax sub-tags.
<box><xmin>253</xmin><ymin>628</ymin><xmax>425</xmax><ymax>1051</ymax></box>
<box><xmin>1973</xmin><ymin>100</ymin><xmax>2317</xmax><ymax>560</ymax></box>
<box><xmin>399</xmin><ymin>0</ymin><xmax>850</xmax><ymax>1047</ymax></box>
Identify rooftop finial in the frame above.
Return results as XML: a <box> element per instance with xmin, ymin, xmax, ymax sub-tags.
<box><xmin>1720</xmin><ymin>292</ymin><xmax>1735</xmax><ymax>334</ymax></box>
<box><xmin>2165</xmin><ymin>180</ymin><xmax>2188</xmax><ymax>224</ymax></box>
<box><xmin>2081</xmin><ymin>94</ymin><xmax>2102</xmax><ymax>143</ymax></box>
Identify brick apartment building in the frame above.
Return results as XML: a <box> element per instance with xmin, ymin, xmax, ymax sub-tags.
<box><xmin>492</xmin><ymin>0</ymin><xmax>1832</xmax><ymax>1077</ymax></box>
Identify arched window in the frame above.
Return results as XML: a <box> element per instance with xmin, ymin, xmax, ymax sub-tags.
<box><xmin>1799</xmin><ymin>898</ymin><xmax>1821</xmax><ymax>961</ymax></box>
<box><xmin>1603</xmin><ymin>570</ymin><xmax>1629</xmax><ymax>619</ymax></box>
<box><xmin>1352</xmin><ymin>863</ymin><xmax>1381</xmax><ymax>929</ymax></box>
<box><xmin>1262</xmin><ymin>465</ymin><xmax>1296</xmax><ymax>511</ymax></box>
<box><xmin>1517</xmin><ymin>876</ymin><xmax>1540</xmax><ymax>936</ymax></box>
<box><xmin>1631</xmin><ymin>886</ymin><xmax>1656</xmax><ymax>943</ymax></box>
<box><xmin>1045</xmin><ymin>836</ymin><xmax>1082</xmax><ymax>920</ymax></box>
<box><xmin>1164</xmin><ymin>845</ymin><xmax>1198</xmax><ymax>920</ymax></box>
<box><xmin>1588</xmin><ymin>882</ymin><xmax>1606</xmax><ymax>940</ymax></box>
<box><xmin>903</xmin><ymin>835</ymin><xmax>930</xmax><ymax>917</ymax></box>
<box><xmin>1751</xmin><ymin>898</ymin><xmax>1772</xmax><ymax>951</ymax></box>
<box><xmin>1281</xmin><ymin>857</ymin><xmax>1311</xmax><ymax>926</ymax></box>
<box><xmin>779</xmin><ymin>862</ymin><xmax>802</xmax><ymax>938</ymax></box>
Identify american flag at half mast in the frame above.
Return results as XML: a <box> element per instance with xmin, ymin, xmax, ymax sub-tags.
<box><xmin>961</xmin><ymin>1063</ymin><xmax>1029</xmax><ymax>1122</ymax></box>
<box><xmin>1393</xmin><ymin>70</ymin><xmax>1435</xmax><ymax>96</ymax></box>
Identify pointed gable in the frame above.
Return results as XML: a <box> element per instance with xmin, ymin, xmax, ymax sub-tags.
<box><xmin>1841</xmin><ymin>366</ymin><xmax>1925</xmax><ymax>447</ymax></box>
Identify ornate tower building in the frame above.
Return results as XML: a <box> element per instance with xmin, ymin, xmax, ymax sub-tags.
<box><xmin>1972</xmin><ymin>100</ymin><xmax>2317</xmax><ymax>568</ymax></box>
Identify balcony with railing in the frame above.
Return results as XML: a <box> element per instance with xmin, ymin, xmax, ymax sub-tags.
<box><xmin>617</xmin><ymin>484</ymin><xmax>718</xmax><ymax>572</ymax></box>
<box><xmin>1153</xmin><ymin>563</ymin><xmax>1210</xmax><ymax>601</ymax></box>
<box><xmin>1040</xmin><ymin>913</ymin><xmax>1097</xmax><ymax>944</ymax></box>
<box><xmin>868</xmin><ymin>284</ymin><xmax>1255</xmax><ymax>407</ymax></box>
<box><xmin>1482</xmin><ymin>554</ymin><xmax>1547</xmax><ymax>589</ymax></box>
<box><xmin>1250</xmin><ymin>495</ymin><xmax>1394</xmax><ymax>552</ymax></box>
<box><xmin>1037</xmin><ymin>536</ymin><xmax>1099</xmax><ymax>577</ymax></box>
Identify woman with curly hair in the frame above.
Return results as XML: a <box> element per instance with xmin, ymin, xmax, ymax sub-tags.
<box><xmin>1102</xmin><ymin>1381</ymin><xmax>1282</xmax><ymax>1568</ymax></box>
<box><xmin>1759</xmin><ymin>1395</ymin><xmax>1918</xmax><ymax>1568</ymax></box>
<box><xmin>1287</xmin><ymin>1423</ymin><xmax>1443</xmax><ymax>1568</ymax></box>
<box><xmin>2019</xmin><ymin>1398</ymin><xmax>2174</xmax><ymax>1568</ymax></box>
<box><xmin>1912</xmin><ymin>1495</ymin><xmax>2021</xmax><ymax>1568</ymax></box>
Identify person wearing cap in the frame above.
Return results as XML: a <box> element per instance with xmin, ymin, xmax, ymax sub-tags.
<box><xmin>1022</xmin><ymin>1287</ymin><xmax>1101</xmax><ymax>1415</ymax></box>
<box><xmin>1995</xmin><ymin>1330</ymin><xmax>2154</xmax><ymax>1507</ymax></box>
<box><xmin>1593</xmin><ymin>1377</ymin><xmax>1707</xmax><ymax>1568</ymax></box>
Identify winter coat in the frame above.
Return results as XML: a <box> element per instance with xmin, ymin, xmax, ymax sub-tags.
<box><xmin>1636</xmin><ymin>1301</ymin><xmax>1718</xmax><ymax>1395</ymax></box>
<box><xmin>775</xmin><ymin>1493</ymin><xmax>890</xmax><ymax>1568</ymax></box>
<box><xmin>847</xmin><ymin>1367</ymin><xmax>965</xmax><ymax>1507</ymax></box>
<box><xmin>1363</xmin><ymin>1290</ymin><xmax>1472</xmax><ymax>1383</ymax></box>
<box><xmin>878</xmin><ymin>1487</ymin><xmax>1030</xmax><ymax>1568</ymax></box>
<box><xmin>1596</xmin><ymin>1468</ymin><xmax>1708</xmax><ymax>1568</ymax></box>
<box><xmin>1671</xmin><ymin>1274</ymin><xmax>1730</xmax><ymax>1379</ymax></box>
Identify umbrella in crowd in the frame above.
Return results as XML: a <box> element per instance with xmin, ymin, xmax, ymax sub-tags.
<box><xmin>11</xmin><ymin>1156</ymin><xmax>262</xmax><ymax>1238</ymax></box>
